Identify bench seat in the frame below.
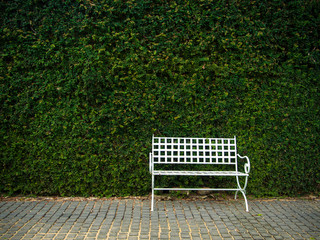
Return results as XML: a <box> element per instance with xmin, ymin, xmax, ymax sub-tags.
<box><xmin>153</xmin><ymin>170</ymin><xmax>248</xmax><ymax>176</ymax></box>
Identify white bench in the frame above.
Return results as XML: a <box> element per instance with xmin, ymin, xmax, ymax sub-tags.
<box><xmin>149</xmin><ymin>135</ymin><xmax>251</xmax><ymax>211</ymax></box>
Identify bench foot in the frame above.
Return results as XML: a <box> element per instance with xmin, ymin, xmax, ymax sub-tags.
<box><xmin>235</xmin><ymin>190</ymin><xmax>249</xmax><ymax>212</ymax></box>
<box><xmin>151</xmin><ymin>190</ymin><xmax>154</xmax><ymax>211</ymax></box>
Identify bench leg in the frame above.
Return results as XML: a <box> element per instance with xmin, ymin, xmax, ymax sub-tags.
<box><xmin>240</xmin><ymin>190</ymin><xmax>249</xmax><ymax>212</ymax></box>
<box><xmin>235</xmin><ymin>176</ymin><xmax>249</xmax><ymax>212</ymax></box>
<box><xmin>151</xmin><ymin>174</ymin><xmax>154</xmax><ymax>211</ymax></box>
<box><xmin>235</xmin><ymin>175</ymin><xmax>241</xmax><ymax>200</ymax></box>
<box><xmin>235</xmin><ymin>190</ymin><xmax>239</xmax><ymax>200</ymax></box>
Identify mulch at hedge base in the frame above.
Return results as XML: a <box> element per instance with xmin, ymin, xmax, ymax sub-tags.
<box><xmin>1</xmin><ymin>193</ymin><xmax>319</xmax><ymax>202</ymax></box>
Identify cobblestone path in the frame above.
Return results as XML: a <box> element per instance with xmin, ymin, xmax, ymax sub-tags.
<box><xmin>0</xmin><ymin>199</ymin><xmax>319</xmax><ymax>239</ymax></box>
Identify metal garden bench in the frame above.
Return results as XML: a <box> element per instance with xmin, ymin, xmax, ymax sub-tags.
<box><xmin>149</xmin><ymin>135</ymin><xmax>251</xmax><ymax>211</ymax></box>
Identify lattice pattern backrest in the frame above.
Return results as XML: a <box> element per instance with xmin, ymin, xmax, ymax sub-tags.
<box><xmin>152</xmin><ymin>137</ymin><xmax>237</xmax><ymax>164</ymax></box>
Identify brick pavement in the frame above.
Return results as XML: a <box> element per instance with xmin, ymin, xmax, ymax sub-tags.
<box><xmin>0</xmin><ymin>198</ymin><xmax>319</xmax><ymax>239</ymax></box>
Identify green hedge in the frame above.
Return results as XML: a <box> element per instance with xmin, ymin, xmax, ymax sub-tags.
<box><xmin>1</xmin><ymin>0</ymin><xmax>319</xmax><ymax>197</ymax></box>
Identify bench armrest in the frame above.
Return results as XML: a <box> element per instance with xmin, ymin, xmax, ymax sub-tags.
<box><xmin>149</xmin><ymin>152</ymin><xmax>153</xmax><ymax>173</ymax></box>
<box><xmin>237</xmin><ymin>154</ymin><xmax>250</xmax><ymax>174</ymax></box>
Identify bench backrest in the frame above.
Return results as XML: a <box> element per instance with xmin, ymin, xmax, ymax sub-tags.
<box><xmin>152</xmin><ymin>136</ymin><xmax>238</xmax><ymax>165</ymax></box>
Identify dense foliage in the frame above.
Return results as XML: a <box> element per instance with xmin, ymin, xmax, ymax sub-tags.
<box><xmin>1</xmin><ymin>0</ymin><xmax>319</xmax><ymax>197</ymax></box>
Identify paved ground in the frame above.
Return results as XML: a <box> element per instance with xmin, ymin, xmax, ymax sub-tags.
<box><xmin>0</xmin><ymin>197</ymin><xmax>319</xmax><ymax>240</ymax></box>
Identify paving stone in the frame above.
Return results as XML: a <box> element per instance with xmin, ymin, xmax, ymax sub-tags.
<box><xmin>0</xmin><ymin>199</ymin><xmax>319</xmax><ymax>239</ymax></box>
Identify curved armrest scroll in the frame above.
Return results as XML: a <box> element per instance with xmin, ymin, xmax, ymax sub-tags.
<box><xmin>237</xmin><ymin>154</ymin><xmax>250</xmax><ymax>174</ymax></box>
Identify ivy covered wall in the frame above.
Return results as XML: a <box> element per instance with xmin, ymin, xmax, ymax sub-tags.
<box><xmin>1</xmin><ymin>0</ymin><xmax>319</xmax><ymax>197</ymax></box>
